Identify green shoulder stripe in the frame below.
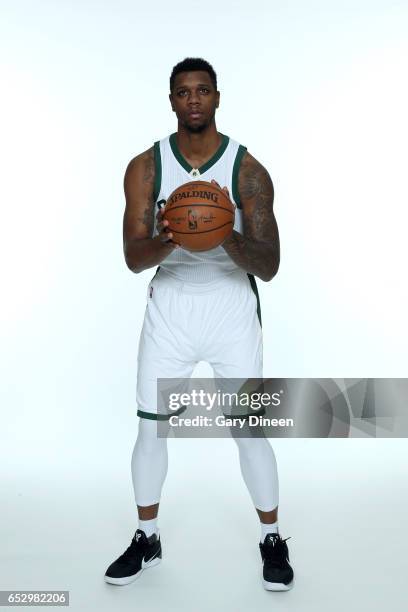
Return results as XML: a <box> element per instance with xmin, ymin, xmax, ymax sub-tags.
<box><xmin>232</xmin><ymin>144</ymin><xmax>247</xmax><ymax>209</ymax></box>
<box><xmin>153</xmin><ymin>141</ymin><xmax>162</xmax><ymax>201</ymax></box>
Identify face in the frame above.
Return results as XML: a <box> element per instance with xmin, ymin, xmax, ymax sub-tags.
<box><xmin>169</xmin><ymin>71</ymin><xmax>220</xmax><ymax>133</ymax></box>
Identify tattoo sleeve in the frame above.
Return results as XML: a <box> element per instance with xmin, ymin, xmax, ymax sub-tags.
<box><xmin>222</xmin><ymin>152</ymin><xmax>280</xmax><ymax>282</ymax></box>
<box><xmin>136</xmin><ymin>147</ymin><xmax>155</xmax><ymax>236</ymax></box>
<box><xmin>123</xmin><ymin>147</ymin><xmax>175</xmax><ymax>273</ymax></box>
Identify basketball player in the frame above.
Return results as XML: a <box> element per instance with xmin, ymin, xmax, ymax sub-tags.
<box><xmin>104</xmin><ymin>58</ymin><xmax>294</xmax><ymax>591</ymax></box>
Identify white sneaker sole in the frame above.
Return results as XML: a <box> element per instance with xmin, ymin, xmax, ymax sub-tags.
<box><xmin>263</xmin><ymin>578</ymin><xmax>294</xmax><ymax>591</ymax></box>
<box><xmin>104</xmin><ymin>557</ymin><xmax>161</xmax><ymax>586</ymax></box>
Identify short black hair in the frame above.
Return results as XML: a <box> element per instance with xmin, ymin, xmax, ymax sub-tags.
<box><xmin>170</xmin><ymin>58</ymin><xmax>217</xmax><ymax>92</ymax></box>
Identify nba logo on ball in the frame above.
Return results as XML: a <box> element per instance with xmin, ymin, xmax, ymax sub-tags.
<box><xmin>188</xmin><ymin>209</ymin><xmax>198</xmax><ymax>230</ymax></box>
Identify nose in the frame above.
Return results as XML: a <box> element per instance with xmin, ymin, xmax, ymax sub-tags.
<box><xmin>188</xmin><ymin>89</ymin><xmax>200</xmax><ymax>105</ymax></box>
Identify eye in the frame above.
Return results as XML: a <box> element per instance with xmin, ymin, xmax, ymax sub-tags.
<box><xmin>177</xmin><ymin>90</ymin><xmax>187</xmax><ymax>97</ymax></box>
<box><xmin>200</xmin><ymin>87</ymin><xmax>209</xmax><ymax>94</ymax></box>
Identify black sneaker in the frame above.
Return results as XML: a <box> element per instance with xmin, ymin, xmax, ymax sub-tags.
<box><xmin>104</xmin><ymin>529</ymin><xmax>162</xmax><ymax>585</ymax></box>
<box><xmin>259</xmin><ymin>533</ymin><xmax>294</xmax><ymax>591</ymax></box>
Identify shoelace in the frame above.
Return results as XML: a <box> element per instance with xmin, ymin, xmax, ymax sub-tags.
<box><xmin>269</xmin><ymin>535</ymin><xmax>291</xmax><ymax>545</ymax></box>
<box><xmin>117</xmin><ymin>536</ymin><xmax>145</xmax><ymax>563</ymax></box>
<box><xmin>262</xmin><ymin>535</ymin><xmax>291</xmax><ymax>563</ymax></box>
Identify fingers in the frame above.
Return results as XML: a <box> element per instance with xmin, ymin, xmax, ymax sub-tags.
<box><xmin>211</xmin><ymin>179</ymin><xmax>230</xmax><ymax>198</ymax></box>
<box><xmin>156</xmin><ymin>211</ymin><xmax>179</xmax><ymax>247</ymax></box>
<box><xmin>156</xmin><ymin>209</ymin><xmax>169</xmax><ymax>232</ymax></box>
<box><xmin>155</xmin><ymin>207</ymin><xmax>165</xmax><ymax>223</ymax></box>
<box><xmin>167</xmin><ymin>236</ymin><xmax>180</xmax><ymax>248</ymax></box>
<box><xmin>159</xmin><ymin>226</ymin><xmax>173</xmax><ymax>242</ymax></box>
<box><xmin>157</xmin><ymin>218</ymin><xmax>169</xmax><ymax>233</ymax></box>
<box><xmin>160</xmin><ymin>230</ymin><xmax>180</xmax><ymax>247</ymax></box>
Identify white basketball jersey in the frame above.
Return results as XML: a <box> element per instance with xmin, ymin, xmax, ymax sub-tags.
<box><xmin>152</xmin><ymin>132</ymin><xmax>247</xmax><ymax>283</ymax></box>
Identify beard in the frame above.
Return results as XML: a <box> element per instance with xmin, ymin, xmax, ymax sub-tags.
<box><xmin>186</xmin><ymin>122</ymin><xmax>207</xmax><ymax>134</ymax></box>
<box><xmin>182</xmin><ymin>109</ymin><xmax>216</xmax><ymax>134</ymax></box>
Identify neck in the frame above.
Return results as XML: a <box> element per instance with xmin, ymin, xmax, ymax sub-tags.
<box><xmin>175</xmin><ymin>122</ymin><xmax>220</xmax><ymax>158</ymax></box>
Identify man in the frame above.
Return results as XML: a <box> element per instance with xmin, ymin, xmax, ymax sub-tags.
<box><xmin>104</xmin><ymin>58</ymin><xmax>294</xmax><ymax>591</ymax></box>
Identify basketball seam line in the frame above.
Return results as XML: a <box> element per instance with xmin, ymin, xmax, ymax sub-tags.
<box><xmin>166</xmin><ymin>204</ymin><xmax>234</xmax><ymax>214</ymax></box>
<box><xmin>170</xmin><ymin>221</ymin><xmax>233</xmax><ymax>235</ymax></box>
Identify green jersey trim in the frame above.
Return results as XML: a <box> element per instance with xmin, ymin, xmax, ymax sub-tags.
<box><xmin>247</xmin><ymin>273</ymin><xmax>262</xmax><ymax>328</ymax></box>
<box><xmin>137</xmin><ymin>405</ymin><xmax>188</xmax><ymax>420</ymax></box>
<box><xmin>169</xmin><ymin>132</ymin><xmax>230</xmax><ymax>175</ymax></box>
<box><xmin>232</xmin><ymin>144</ymin><xmax>247</xmax><ymax>209</ymax></box>
<box><xmin>137</xmin><ymin>406</ymin><xmax>264</xmax><ymax>420</ymax></box>
<box><xmin>153</xmin><ymin>141</ymin><xmax>162</xmax><ymax>201</ymax></box>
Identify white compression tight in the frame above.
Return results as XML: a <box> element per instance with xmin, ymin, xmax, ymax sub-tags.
<box><xmin>230</xmin><ymin>434</ymin><xmax>279</xmax><ymax>511</ymax></box>
<box><xmin>131</xmin><ymin>418</ymin><xmax>279</xmax><ymax>511</ymax></box>
<box><xmin>131</xmin><ymin>419</ymin><xmax>168</xmax><ymax>506</ymax></box>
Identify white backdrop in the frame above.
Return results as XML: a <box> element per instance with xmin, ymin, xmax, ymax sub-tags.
<box><xmin>1</xmin><ymin>1</ymin><xmax>407</xmax><ymax>610</ymax></box>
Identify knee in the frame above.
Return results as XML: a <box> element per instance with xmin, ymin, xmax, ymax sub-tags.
<box><xmin>134</xmin><ymin>419</ymin><xmax>167</xmax><ymax>457</ymax></box>
<box><xmin>232</xmin><ymin>435</ymin><xmax>274</xmax><ymax>457</ymax></box>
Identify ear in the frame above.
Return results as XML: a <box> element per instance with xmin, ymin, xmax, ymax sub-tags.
<box><xmin>215</xmin><ymin>90</ymin><xmax>220</xmax><ymax>109</ymax></box>
<box><xmin>169</xmin><ymin>92</ymin><xmax>175</xmax><ymax>112</ymax></box>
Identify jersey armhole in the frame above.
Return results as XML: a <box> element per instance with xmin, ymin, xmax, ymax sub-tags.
<box><xmin>232</xmin><ymin>144</ymin><xmax>247</xmax><ymax>209</ymax></box>
<box><xmin>153</xmin><ymin>140</ymin><xmax>162</xmax><ymax>201</ymax></box>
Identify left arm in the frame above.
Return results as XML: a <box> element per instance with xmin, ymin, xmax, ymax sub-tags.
<box><xmin>221</xmin><ymin>152</ymin><xmax>280</xmax><ymax>282</ymax></box>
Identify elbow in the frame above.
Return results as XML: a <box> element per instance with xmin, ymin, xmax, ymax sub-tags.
<box><xmin>126</xmin><ymin>261</ymin><xmax>143</xmax><ymax>274</ymax></box>
<box><xmin>124</xmin><ymin>252</ymin><xmax>143</xmax><ymax>274</ymax></box>
<box><xmin>124</xmin><ymin>241</ymin><xmax>143</xmax><ymax>274</ymax></box>
<box><xmin>126</xmin><ymin>263</ymin><xmax>141</xmax><ymax>274</ymax></box>
<box><xmin>262</xmin><ymin>256</ymin><xmax>280</xmax><ymax>282</ymax></box>
<box><xmin>261</xmin><ymin>271</ymin><xmax>275</xmax><ymax>282</ymax></box>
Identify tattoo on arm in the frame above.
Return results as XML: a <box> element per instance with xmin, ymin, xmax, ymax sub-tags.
<box><xmin>239</xmin><ymin>153</ymin><xmax>275</xmax><ymax>241</ymax></box>
<box><xmin>222</xmin><ymin>152</ymin><xmax>280</xmax><ymax>281</ymax></box>
<box><xmin>142</xmin><ymin>147</ymin><xmax>155</xmax><ymax>185</ymax></box>
<box><xmin>138</xmin><ymin>147</ymin><xmax>155</xmax><ymax>234</ymax></box>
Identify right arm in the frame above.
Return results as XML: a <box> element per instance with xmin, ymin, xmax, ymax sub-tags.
<box><xmin>123</xmin><ymin>147</ymin><xmax>179</xmax><ymax>273</ymax></box>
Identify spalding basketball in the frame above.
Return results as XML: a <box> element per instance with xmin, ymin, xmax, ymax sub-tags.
<box><xmin>163</xmin><ymin>180</ymin><xmax>235</xmax><ymax>251</ymax></box>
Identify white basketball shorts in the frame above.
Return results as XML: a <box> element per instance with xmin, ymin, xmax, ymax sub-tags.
<box><xmin>136</xmin><ymin>267</ymin><xmax>263</xmax><ymax>420</ymax></box>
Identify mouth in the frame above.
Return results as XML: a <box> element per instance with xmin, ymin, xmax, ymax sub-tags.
<box><xmin>188</xmin><ymin>111</ymin><xmax>203</xmax><ymax>119</ymax></box>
